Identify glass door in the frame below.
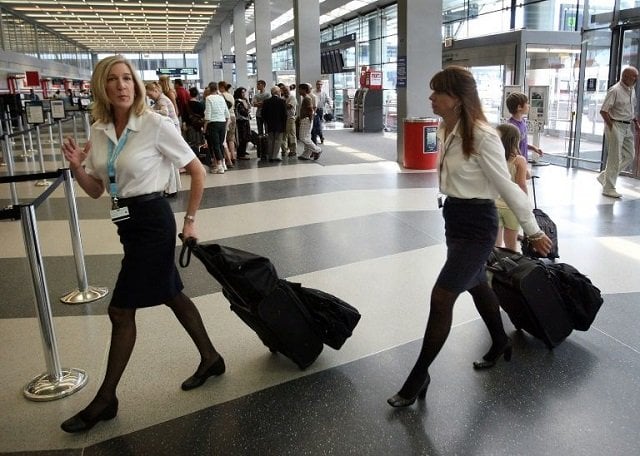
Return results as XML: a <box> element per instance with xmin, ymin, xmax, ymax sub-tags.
<box><xmin>620</xmin><ymin>27</ymin><xmax>640</xmax><ymax>178</ymax></box>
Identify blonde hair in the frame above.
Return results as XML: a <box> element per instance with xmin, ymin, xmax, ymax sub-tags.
<box><xmin>145</xmin><ymin>82</ymin><xmax>161</xmax><ymax>92</ymax></box>
<box><xmin>90</xmin><ymin>55</ymin><xmax>147</xmax><ymax>123</ymax></box>
<box><xmin>496</xmin><ymin>123</ymin><xmax>521</xmax><ymax>161</ymax></box>
<box><xmin>158</xmin><ymin>75</ymin><xmax>173</xmax><ymax>96</ymax></box>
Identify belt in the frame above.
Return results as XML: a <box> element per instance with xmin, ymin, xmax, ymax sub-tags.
<box><xmin>445</xmin><ymin>197</ymin><xmax>494</xmax><ymax>205</ymax></box>
<box><xmin>116</xmin><ymin>192</ymin><xmax>163</xmax><ymax>207</ymax></box>
<box><xmin>612</xmin><ymin>119</ymin><xmax>632</xmax><ymax>124</ymax></box>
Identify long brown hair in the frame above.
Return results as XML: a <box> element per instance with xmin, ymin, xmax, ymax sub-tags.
<box><xmin>90</xmin><ymin>55</ymin><xmax>147</xmax><ymax>124</ymax></box>
<box><xmin>430</xmin><ymin>65</ymin><xmax>486</xmax><ymax>158</ymax></box>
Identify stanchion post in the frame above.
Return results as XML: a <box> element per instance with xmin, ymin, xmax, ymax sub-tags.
<box><xmin>82</xmin><ymin>112</ymin><xmax>91</xmax><ymax>140</ymax></box>
<box><xmin>47</xmin><ymin>112</ymin><xmax>57</xmax><ymax>164</ymax></box>
<box><xmin>72</xmin><ymin>113</ymin><xmax>78</xmax><ymax>139</ymax></box>
<box><xmin>57</xmin><ymin>119</ymin><xmax>66</xmax><ymax>168</ymax></box>
<box><xmin>1</xmin><ymin>117</ymin><xmax>20</xmax><ymax>205</ymax></box>
<box><xmin>20</xmin><ymin>204</ymin><xmax>88</xmax><ymax>401</ymax></box>
<box><xmin>34</xmin><ymin>124</ymin><xmax>50</xmax><ymax>187</ymax></box>
<box><xmin>59</xmin><ymin>168</ymin><xmax>109</xmax><ymax>304</ymax></box>
<box><xmin>16</xmin><ymin>116</ymin><xmax>33</xmax><ymax>159</ymax></box>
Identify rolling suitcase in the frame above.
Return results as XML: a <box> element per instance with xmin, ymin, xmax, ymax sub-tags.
<box><xmin>256</xmin><ymin>134</ymin><xmax>269</xmax><ymax>160</ymax></box>
<box><xmin>223</xmin><ymin>280</ymin><xmax>323</xmax><ymax>369</ymax></box>
<box><xmin>521</xmin><ymin>175</ymin><xmax>559</xmax><ymax>259</ymax></box>
<box><xmin>488</xmin><ymin>248</ymin><xmax>572</xmax><ymax>348</ymax></box>
<box><xmin>179</xmin><ymin>239</ymin><xmax>324</xmax><ymax>369</ymax></box>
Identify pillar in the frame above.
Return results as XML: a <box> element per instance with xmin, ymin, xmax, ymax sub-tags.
<box><xmin>396</xmin><ymin>0</ymin><xmax>442</xmax><ymax>163</ymax></box>
<box><xmin>293</xmin><ymin>0</ymin><xmax>321</xmax><ymax>88</ymax></box>
<box><xmin>233</xmin><ymin>2</ymin><xmax>249</xmax><ymax>89</ymax></box>
<box><xmin>221</xmin><ymin>18</ymin><xmax>233</xmax><ymax>84</ymax></box>
<box><xmin>254</xmin><ymin>0</ymin><xmax>273</xmax><ymax>86</ymax></box>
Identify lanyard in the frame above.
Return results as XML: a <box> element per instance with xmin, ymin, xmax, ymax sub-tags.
<box><xmin>107</xmin><ymin>128</ymin><xmax>131</xmax><ymax>203</ymax></box>
<box><xmin>438</xmin><ymin>124</ymin><xmax>456</xmax><ymax>193</ymax></box>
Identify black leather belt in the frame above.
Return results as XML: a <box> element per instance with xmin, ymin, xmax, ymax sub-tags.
<box><xmin>612</xmin><ymin>119</ymin><xmax>631</xmax><ymax>124</ymax></box>
<box><xmin>117</xmin><ymin>192</ymin><xmax>163</xmax><ymax>206</ymax></box>
<box><xmin>445</xmin><ymin>197</ymin><xmax>494</xmax><ymax>205</ymax></box>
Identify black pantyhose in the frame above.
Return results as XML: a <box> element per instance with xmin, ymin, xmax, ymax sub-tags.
<box><xmin>166</xmin><ymin>292</ymin><xmax>219</xmax><ymax>376</ymax></box>
<box><xmin>397</xmin><ymin>286</ymin><xmax>458</xmax><ymax>399</ymax></box>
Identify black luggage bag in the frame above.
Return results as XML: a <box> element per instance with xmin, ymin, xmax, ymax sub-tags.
<box><xmin>521</xmin><ymin>176</ymin><xmax>559</xmax><ymax>260</ymax></box>
<box><xmin>179</xmin><ymin>240</ymin><xmax>323</xmax><ymax>369</ymax></box>
<box><xmin>257</xmin><ymin>134</ymin><xmax>269</xmax><ymax>160</ymax></box>
<box><xmin>488</xmin><ymin>248</ymin><xmax>573</xmax><ymax>348</ymax></box>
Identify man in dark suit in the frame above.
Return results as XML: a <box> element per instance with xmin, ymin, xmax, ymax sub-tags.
<box><xmin>261</xmin><ymin>86</ymin><xmax>288</xmax><ymax>162</ymax></box>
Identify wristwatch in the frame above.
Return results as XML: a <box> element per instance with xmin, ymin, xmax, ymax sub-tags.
<box><xmin>184</xmin><ymin>214</ymin><xmax>195</xmax><ymax>223</ymax></box>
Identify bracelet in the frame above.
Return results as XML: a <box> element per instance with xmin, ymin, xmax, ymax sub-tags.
<box><xmin>184</xmin><ymin>215</ymin><xmax>195</xmax><ymax>223</ymax></box>
<box><xmin>527</xmin><ymin>231</ymin><xmax>544</xmax><ymax>241</ymax></box>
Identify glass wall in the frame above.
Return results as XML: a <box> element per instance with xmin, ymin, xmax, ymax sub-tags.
<box><xmin>578</xmin><ymin>2</ymin><xmax>640</xmax><ymax>173</ymax></box>
<box><xmin>0</xmin><ymin>6</ymin><xmax>91</xmax><ymax>69</ymax></box>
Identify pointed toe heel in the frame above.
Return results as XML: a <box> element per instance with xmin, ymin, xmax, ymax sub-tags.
<box><xmin>473</xmin><ymin>339</ymin><xmax>513</xmax><ymax>370</ymax></box>
<box><xmin>387</xmin><ymin>374</ymin><xmax>431</xmax><ymax>408</ymax></box>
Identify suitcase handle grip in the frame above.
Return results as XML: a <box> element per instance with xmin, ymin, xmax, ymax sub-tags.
<box><xmin>178</xmin><ymin>234</ymin><xmax>197</xmax><ymax>268</ymax></box>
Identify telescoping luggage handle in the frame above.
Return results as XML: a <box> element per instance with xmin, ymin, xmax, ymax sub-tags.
<box><xmin>531</xmin><ymin>175</ymin><xmax>539</xmax><ymax>209</ymax></box>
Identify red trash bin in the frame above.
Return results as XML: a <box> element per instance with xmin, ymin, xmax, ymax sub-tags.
<box><xmin>403</xmin><ymin>117</ymin><xmax>439</xmax><ymax>170</ymax></box>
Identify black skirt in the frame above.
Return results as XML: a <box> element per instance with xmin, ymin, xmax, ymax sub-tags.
<box><xmin>110</xmin><ymin>197</ymin><xmax>183</xmax><ymax>308</ymax></box>
<box><xmin>435</xmin><ymin>198</ymin><xmax>498</xmax><ymax>293</ymax></box>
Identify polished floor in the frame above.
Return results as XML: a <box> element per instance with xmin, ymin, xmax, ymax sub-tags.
<box><xmin>1</xmin><ymin>125</ymin><xmax>640</xmax><ymax>455</ymax></box>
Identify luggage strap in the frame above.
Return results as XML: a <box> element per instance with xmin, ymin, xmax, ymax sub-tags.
<box><xmin>178</xmin><ymin>234</ymin><xmax>197</xmax><ymax>268</ymax></box>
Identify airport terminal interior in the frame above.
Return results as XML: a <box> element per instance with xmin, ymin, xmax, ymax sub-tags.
<box><xmin>2</xmin><ymin>1</ymin><xmax>640</xmax><ymax>455</ymax></box>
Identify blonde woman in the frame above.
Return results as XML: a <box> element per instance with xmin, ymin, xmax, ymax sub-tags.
<box><xmin>158</xmin><ymin>75</ymin><xmax>179</xmax><ymax>116</ymax></box>
<box><xmin>60</xmin><ymin>55</ymin><xmax>223</xmax><ymax>433</ymax></box>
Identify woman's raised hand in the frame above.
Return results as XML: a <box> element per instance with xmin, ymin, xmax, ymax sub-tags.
<box><xmin>62</xmin><ymin>136</ymin><xmax>91</xmax><ymax>169</ymax></box>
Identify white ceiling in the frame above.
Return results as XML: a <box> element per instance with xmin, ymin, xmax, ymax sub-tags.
<box><xmin>0</xmin><ymin>0</ymin><xmax>394</xmax><ymax>54</ymax></box>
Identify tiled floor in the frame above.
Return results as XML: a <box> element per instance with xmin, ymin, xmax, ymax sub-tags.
<box><xmin>2</xmin><ymin>126</ymin><xmax>640</xmax><ymax>455</ymax></box>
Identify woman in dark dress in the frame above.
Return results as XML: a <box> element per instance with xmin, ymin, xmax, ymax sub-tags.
<box><xmin>60</xmin><ymin>55</ymin><xmax>224</xmax><ymax>433</ymax></box>
<box><xmin>234</xmin><ymin>87</ymin><xmax>251</xmax><ymax>159</ymax></box>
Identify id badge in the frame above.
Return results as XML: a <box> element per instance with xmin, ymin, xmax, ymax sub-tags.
<box><xmin>110</xmin><ymin>206</ymin><xmax>130</xmax><ymax>223</ymax></box>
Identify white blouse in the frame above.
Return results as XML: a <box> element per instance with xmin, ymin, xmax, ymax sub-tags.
<box><xmin>86</xmin><ymin>110</ymin><xmax>195</xmax><ymax>198</ymax></box>
<box><xmin>437</xmin><ymin>121</ymin><xmax>541</xmax><ymax>236</ymax></box>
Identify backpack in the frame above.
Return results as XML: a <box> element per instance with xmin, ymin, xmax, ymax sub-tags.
<box><xmin>546</xmin><ymin>263</ymin><xmax>603</xmax><ymax>331</ymax></box>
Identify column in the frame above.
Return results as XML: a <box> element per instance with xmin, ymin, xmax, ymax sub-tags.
<box><xmin>233</xmin><ymin>2</ymin><xmax>249</xmax><ymax>90</ymax></box>
<box><xmin>293</xmin><ymin>0</ymin><xmax>321</xmax><ymax>87</ymax></box>
<box><xmin>211</xmin><ymin>32</ymin><xmax>223</xmax><ymax>84</ymax></box>
<box><xmin>199</xmin><ymin>43</ymin><xmax>212</xmax><ymax>88</ymax></box>
<box><xmin>221</xmin><ymin>18</ymin><xmax>233</xmax><ymax>84</ymax></box>
<box><xmin>396</xmin><ymin>0</ymin><xmax>442</xmax><ymax>163</ymax></box>
<box><xmin>254</xmin><ymin>0</ymin><xmax>273</xmax><ymax>86</ymax></box>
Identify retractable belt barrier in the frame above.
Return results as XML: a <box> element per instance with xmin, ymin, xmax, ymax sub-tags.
<box><xmin>1</xmin><ymin>168</ymin><xmax>109</xmax><ymax>401</ymax></box>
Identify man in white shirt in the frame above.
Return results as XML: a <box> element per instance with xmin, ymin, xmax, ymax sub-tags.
<box><xmin>311</xmin><ymin>80</ymin><xmax>331</xmax><ymax>145</ymax></box>
<box><xmin>280</xmin><ymin>85</ymin><xmax>298</xmax><ymax>157</ymax></box>
<box><xmin>598</xmin><ymin>66</ymin><xmax>639</xmax><ymax>198</ymax></box>
<box><xmin>252</xmin><ymin>80</ymin><xmax>271</xmax><ymax>136</ymax></box>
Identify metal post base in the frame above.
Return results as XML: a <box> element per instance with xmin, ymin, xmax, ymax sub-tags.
<box><xmin>35</xmin><ymin>180</ymin><xmax>51</xmax><ymax>187</ymax></box>
<box><xmin>60</xmin><ymin>286</ymin><xmax>109</xmax><ymax>304</ymax></box>
<box><xmin>23</xmin><ymin>368</ymin><xmax>87</xmax><ymax>401</ymax></box>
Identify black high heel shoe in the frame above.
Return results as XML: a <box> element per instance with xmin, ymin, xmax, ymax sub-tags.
<box><xmin>181</xmin><ymin>355</ymin><xmax>225</xmax><ymax>391</ymax></box>
<box><xmin>473</xmin><ymin>338</ymin><xmax>512</xmax><ymax>369</ymax></box>
<box><xmin>387</xmin><ymin>373</ymin><xmax>431</xmax><ymax>408</ymax></box>
<box><xmin>60</xmin><ymin>398</ymin><xmax>119</xmax><ymax>433</ymax></box>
